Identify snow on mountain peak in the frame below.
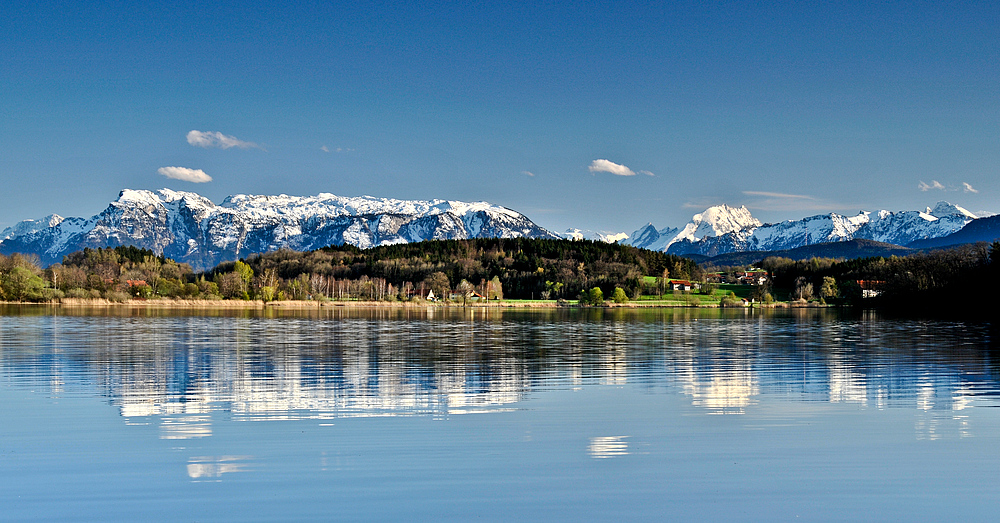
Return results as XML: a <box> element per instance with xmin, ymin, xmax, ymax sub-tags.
<box><xmin>676</xmin><ymin>204</ymin><xmax>762</xmax><ymax>243</ymax></box>
<box><xmin>562</xmin><ymin>229</ymin><xmax>629</xmax><ymax>243</ymax></box>
<box><xmin>0</xmin><ymin>189</ymin><xmax>558</xmax><ymax>269</ymax></box>
<box><xmin>115</xmin><ymin>189</ymin><xmax>164</xmax><ymax>207</ymax></box>
<box><xmin>0</xmin><ymin>214</ymin><xmax>64</xmax><ymax>241</ymax></box>
<box><xmin>929</xmin><ymin>201</ymin><xmax>977</xmax><ymax>220</ymax></box>
<box><xmin>624</xmin><ymin>201</ymin><xmax>978</xmax><ymax>256</ymax></box>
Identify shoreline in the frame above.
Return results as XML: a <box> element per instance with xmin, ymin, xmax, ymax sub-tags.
<box><xmin>0</xmin><ymin>298</ymin><xmax>819</xmax><ymax>310</ymax></box>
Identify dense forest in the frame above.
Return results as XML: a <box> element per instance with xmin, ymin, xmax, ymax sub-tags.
<box><xmin>2</xmin><ymin>238</ymin><xmax>996</xmax><ymax>312</ymax></box>
<box><xmin>212</xmin><ymin>238</ymin><xmax>703</xmax><ymax>301</ymax></box>
<box><xmin>0</xmin><ymin>246</ymin><xmax>200</xmax><ymax>302</ymax></box>
<box><xmin>0</xmin><ymin>239</ymin><xmax>701</xmax><ymax>302</ymax></box>
<box><xmin>755</xmin><ymin>242</ymin><xmax>1000</xmax><ymax>312</ymax></box>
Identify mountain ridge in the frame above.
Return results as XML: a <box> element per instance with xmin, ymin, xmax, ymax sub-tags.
<box><xmin>0</xmin><ymin>189</ymin><xmax>560</xmax><ymax>270</ymax></box>
<box><xmin>625</xmin><ymin>201</ymin><xmax>979</xmax><ymax>256</ymax></box>
<box><xmin>2</xmin><ymin>189</ymin><xmax>993</xmax><ymax>271</ymax></box>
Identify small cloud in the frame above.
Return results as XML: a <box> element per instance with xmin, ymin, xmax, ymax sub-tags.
<box><xmin>157</xmin><ymin>166</ymin><xmax>212</xmax><ymax>183</ymax></box>
<box><xmin>682</xmin><ymin>197</ymin><xmax>725</xmax><ymax>210</ymax></box>
<box><xmin>522</xmin><ymin>170</ymin><xmax>535</xmax><ymax>177</ymax></box>
<box><xmin>588</xmin><ymin>159</ymin><xmax>635</xmax><ymax>176</ymax></box>
<box><xmin>963</xmin><ymin>182</ymin><xmax>979</xmax><ymax>193</ymax></box>
<box><xmin>187</xmin><ymin>130</ymin><xmax>261</xmax><ymax>150</ymax></box>
<box><xmin>640</xmin><ymin>170</ymin><xmax>655</xmax><ymax>177</ymax></box>
<box><xmin>742</xmin><ymin>191</ymin><xmax>815</xmax><ymax>200</ymax></box>
<box><xmin>336</xmin><ymin>147</ymin><xmax>355</xmax><ymax>152</ymax></box>
<box><xmin>740</xmin><ymin>190</ymin><xmax>849</xmax><ymax>212</ymax></box>
<box><xmin>918</xmin><ymin>180</ymin><xmax>945</xmax><ymax>191</ymax></box>
<box><xmin>685</xmin><ymin>191</ymin><xmax>855</xmax><ymax>213</ymax></box>
<box><xmin>320</xmin><ymin>145</ymin><xmax>330</xmax><ymax>153</ymax></box>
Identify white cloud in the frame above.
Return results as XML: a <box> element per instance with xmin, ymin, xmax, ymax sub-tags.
<box><xmin>320</xmin><ymin>145</ymin><xmax>330</xmax><ymax>153</ymax></box>
<box><xmin>741</xmin><ymin>193</ymin><xmax>848</xmax><ymax>212</ymax></box>
<box><xmin>588</xmin><ymin>159</ymin><xmax>635</xmax><ymax>176</ymax></box>
<box><xmin>186</xmin><ymin>130</ymin><xmax>260</xmax><ymax>150</ymax></box>
<box><xmin>157</xmin><ymin>166</ymin><xmax>213</xmax><ymax>183</ymax></box>
<box><xmin>640</xmin><ymin>170</ymin><xmax>655</xmax><ymax>177</ymax></box>
<box><xmin>742</xmin><ymin>191</ymin><xmax>815</xmax><ymax>200</ymax></box>
<box><xmin>963</xmin><ymin>182</ymin><xmax>979</xmax><ymax>193</ymax></box>
<box><xmin>918</xmin><ymin>180</ymin><xmax>945</xmax><ymax>191</ymax></box>
<box><xmin>522</xmin><ymin>170</ymin><xmax>535</xmax><ymax>177</ymax></box>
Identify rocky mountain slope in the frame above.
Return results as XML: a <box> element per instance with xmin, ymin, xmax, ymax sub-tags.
<box><xmin>907</xmin><ymin>214</ymin><xmax>1000</xmax><ymax>249</ymax></box>
<box><xmin>0</xmin><ymin>189</ymin><xmax>560</xmax><ymax>269</ymax></box>
<box><xmin>626</xmin><ymin>201</ymin><xmax>979</xmax><ymax>256</ymax></box>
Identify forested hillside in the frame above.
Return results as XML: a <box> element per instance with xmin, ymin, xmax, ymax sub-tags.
<box><xmin>0</xmin><ymin>239</ymin><xmax>702</xmax><ymax>302</ymax></box>
<box><xmin>219</xmin><ymin>238</ymin><xmax>703</xmax><ymax>300</ymax></box>
<box><xmin>757</xmin><ymin>242</ymin><xmax>1000</xmax><ymax>312</ymax></box>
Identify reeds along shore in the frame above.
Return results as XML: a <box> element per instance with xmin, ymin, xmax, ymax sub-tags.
<box><xmin>1</xmin><ymin>298</ymin><xmax>804</xmax><ymax>309</ymax></box>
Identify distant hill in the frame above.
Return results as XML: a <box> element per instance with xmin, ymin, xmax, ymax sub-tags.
<box><xmin>702</xmin><ymin>239</ymin><xmax>915</xmax><ymax>266</ymax></box>
<box><xmin>907</xmin><ymin>215</ymin><xmax>1000</xmax><ymax>249</ymax></box>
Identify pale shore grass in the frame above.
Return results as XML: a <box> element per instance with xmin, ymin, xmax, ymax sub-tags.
<box><xmin>0</xmin><ymin>297</ymin><xmax>820</xmax><ymax>309</ymax></box>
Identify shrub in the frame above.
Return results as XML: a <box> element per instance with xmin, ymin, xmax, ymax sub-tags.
<box><xmin>819</xmin><ymin>276</ymin><xmax>838</xmax><ymax>299</ymax></box>
<box><xmin>65</xmin><ymin>288</ymin><xmax>89</xmax><ymax>299</ymax></box>
<box><xmin>588</xmin><ymin>287</ymin><xmax>604</xmax><ymax>305</ymax></box>
<box><xmin>42</xmin><ymin>288</ymin><xmax>65</xmax><ymax>301</ymax></box>
<box><xmin>1</xmin><ymin>266</ymin><xmax>45</xmax><ymax>301</ymax></box>
<box><xmin>105</xmin><ymin>290</ymin><xmax>130</xmax><ymax>303</ymax></box>
<box><xmin>719</xmin><ymin>291</ymin><xmax>744</xmax><ymax>308</ymax></box>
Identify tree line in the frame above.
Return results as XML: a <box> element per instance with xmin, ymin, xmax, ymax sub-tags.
<box><xmin>211</xmin><ymin>238</ymin><xmax>703</xmax><ymax>301</ymax></box>
<box><xmin>0</xmin><ymin>239</ymin><xmax>702</xmax><ymax>303</ymax></box>
<box><xmin>2</xmin><ymin>239</ymin><xmax>995</xmax><ymax>310</ymax></box>
<box><xmin>0</xmin><ymin>246</ymin><xmax>202</xmax><ymax>302</ymax></box>
<box><xmin>754</xmin><ymin>242</ymin><xmax>1000</xmax><ymax>311</ymax></box>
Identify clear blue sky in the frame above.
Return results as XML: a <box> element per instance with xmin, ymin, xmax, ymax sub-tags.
<box><xmin>2</xmin><ymin>1</ymin><xmax>998</xmax><ymax>234</ymax></box>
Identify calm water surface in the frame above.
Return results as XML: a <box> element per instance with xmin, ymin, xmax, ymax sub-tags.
<box><xmin>1</xmin><ymin>306</ymin><xmax>999</xmax><ymax>521</ymax></box>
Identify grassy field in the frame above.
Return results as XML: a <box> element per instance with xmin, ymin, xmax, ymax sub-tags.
<box><xmin>635</xmin><ymin>283</ymin><xmax>756</xmax><ymax>304</ymax></box>
<box><xmin>465</xmin><ymin>284</ymin><xmax>764</xmax><ymax>306</ymax></box>
<box><xmin>487</xmin><ymin>283</ymin><xmax>763</xmax><ymax>306</ymax></box>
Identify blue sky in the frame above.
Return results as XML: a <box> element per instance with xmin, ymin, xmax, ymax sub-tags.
<box><xmin>2</xmin><ymin>1</ymin><xmax>998</xmax><ymax>234</ymax></box>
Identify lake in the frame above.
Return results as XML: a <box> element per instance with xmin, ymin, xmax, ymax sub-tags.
<box><xmin>2</xmin><ymin>305</ymin><xmax>998</xmax><ymax>521</ymax></box>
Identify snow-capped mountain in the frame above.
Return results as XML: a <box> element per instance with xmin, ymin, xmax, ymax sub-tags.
<box><xmin>561</xmin><ymin>228</ymin><xmax>629</xmax><ymax>243</ymax></box>
<box><xmin>674</xmin><ymin>205</ymin><xmax>762</xmax><ymax>243</ymax></box>
<box><xmin>626</xmin><ymin>204</ymin><xmax>759</xmax><ymax>253</ymax></box>
<box><xmin>1</xmin><ymin>214</ymin><xmax>64</xmax><ymax>241</ymax></box>
<box><xmin>627</xmin><ymin>201</ymin><xmax>978</xmax><ymax>256</ymax></box>
<box><xmin>0</xmin><ymin>189</ymin><xmax>560</xmax><ymax>269</ymax></box>
<box><xmin>626</xmin><ymin>223</ymin><xmax>679</xmax><ymax>252</ymax></box>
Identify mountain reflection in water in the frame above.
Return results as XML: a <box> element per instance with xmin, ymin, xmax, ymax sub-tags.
<box><xmin>2</xmin><ymin>307</ymin><xmax>997</xmax><ymax>439</ymax></box>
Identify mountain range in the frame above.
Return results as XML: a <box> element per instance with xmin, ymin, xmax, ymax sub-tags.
<box><xmin>0</xmin><ymin>189</ymin><xmax>559</xmax><ymax>270</ymax></box>
<box><xmin>2</xmin><ymin>188</ymin><xmax>997</xmax><ymax>270</ymax></box>
<box><xmin>624</xmin><ymin>201</ymin><xmax>990</xmax><ymax>257</ymax></box>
